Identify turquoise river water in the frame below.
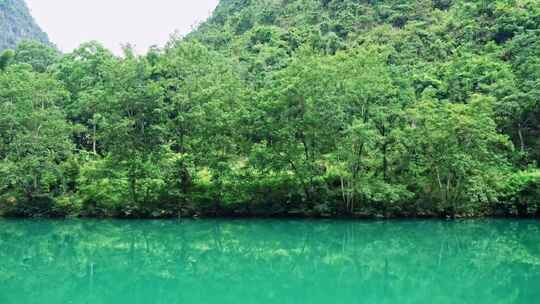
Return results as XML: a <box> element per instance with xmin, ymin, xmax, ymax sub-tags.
<box><xmin>0</xmin><ymin>219</ymin><xmax>539</xmax><ymax>304</ymax></box>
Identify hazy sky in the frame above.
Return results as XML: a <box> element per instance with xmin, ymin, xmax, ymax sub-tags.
<box><xmin>26</xmin><ymin>0</ymin><xmax>219</xmax><ymax>54</ymax></box>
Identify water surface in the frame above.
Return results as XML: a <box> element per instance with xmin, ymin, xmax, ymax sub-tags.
<box><xmin>0</xmin><ymin>219</ymin><xmax>539</xmax><ymax>304</ymax></box>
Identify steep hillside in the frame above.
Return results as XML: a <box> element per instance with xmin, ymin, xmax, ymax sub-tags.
<box><xmin>0</xmin><ymin>0</ymin><xmax>49</xmax><ymax>50</ymax></box>
<box><xmin>193</xmin><ymin>0</ymin><xmax>539</xmax><ymax>73</ymax></box>
<box><xmin>192</xmin><ymin>0</ymin><xmax>540</xmax><ymax>160</ymax></box>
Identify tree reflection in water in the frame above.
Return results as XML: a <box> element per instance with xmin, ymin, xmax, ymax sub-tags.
<box><xmin>0</xmin><ymin>219</ymin><xmax>539</xmax><ymax>304</ymax></box>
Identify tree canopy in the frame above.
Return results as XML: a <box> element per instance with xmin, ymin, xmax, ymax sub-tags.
<box><xmin>0</xmin><ymin>0</ymin><xmax>538</xmax><ymax>218</ymax></box>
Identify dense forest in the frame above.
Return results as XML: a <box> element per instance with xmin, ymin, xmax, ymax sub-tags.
<box><xmin>0</xmin><ymin>0</ymin><xmax>50</xmax><ymax>50</ymax></box>
<box><xmin>0</xmin><ymin>0</ymin><xmax>538</xmax><ymax>218</ymax></box>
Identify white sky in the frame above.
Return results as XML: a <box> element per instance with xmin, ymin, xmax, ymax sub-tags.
<box><xmin>26</xmin><ymin>0</ymin><xmax>219</xmax><ymax>54</ymax></box>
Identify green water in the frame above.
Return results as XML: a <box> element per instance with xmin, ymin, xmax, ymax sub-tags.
<box><xmin>0</xmin><ymin>219</ymin><xmax>539</xmax><ymax>304</ymax></box>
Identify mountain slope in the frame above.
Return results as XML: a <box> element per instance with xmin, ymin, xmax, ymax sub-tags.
<box><xmin>193</xmin><ymin>0</ymin><xmax>539</xmax><ymax>69</ymax></box>
<box><xmin>0</xmin><ymin>0</ymin><xmax>50</xmax><ymax>50</ymax></box>
<box><xmin>191</xmin><ymin>0</ymin><xmax>540</xmax><ymax>160</ymax></box>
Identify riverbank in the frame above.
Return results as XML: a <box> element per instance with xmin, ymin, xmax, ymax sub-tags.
<box><xmin>1</xmin><ymin>201</ymin><xmax>538</xmax><ymax>219</ymax></box>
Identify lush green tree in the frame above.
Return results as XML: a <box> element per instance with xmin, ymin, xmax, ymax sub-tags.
<box><xmin>333</xmin><ymin>48</ymin><xmax>414</xmax><ymax>214</ymax></box>
<box><xmin>248</xmin><ymin>48</ymin><xmax>345</xmax><ymax>207</ymax></box>
<box><xmin>0</xmin><ymin>65</ymin><xmax>73</xmax><ymax>216</ymax></box>
<box><xmin>405</xmin><ymin>95</ymin><xmax>512</xmax><ymax>215</ymax></box>
<box><xmin>13</xmin><ymin>40</ymin><xmax>60</xmax><ymax>72</ymax></box>
<box><xmin>53</xmin><ymin>42</ymin><xmax>117</xmax><ymax>154</ymax></box>
<box><xmin>76</xmin><ymin>46</ymin><xmax>167</xmax><ymax>214</ymax></box>
<box><xmin>156</xmin><ymin>40</ymin><xmax>245</xmax><ymax>210</ymax></box>
<box><xmin>498</xmin><ymin>169</ymin><xmax>540</xmax><ymax>216</ymax></box>
<box><xmin>0</xmin><ymin>49</ymin><xmax>14</xmax><ymax>71</ymax></box>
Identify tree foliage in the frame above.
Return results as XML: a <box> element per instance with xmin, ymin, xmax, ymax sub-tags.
<box><xmin>0</xmin><ymin>0</ymin><xmax>538</xmax><ymax>218</ymax></box>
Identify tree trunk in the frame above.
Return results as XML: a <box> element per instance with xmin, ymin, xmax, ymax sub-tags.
<box><xmin>92</xmin><ymin>123</ymin><xmax>97</xmax><ymax>154</ymax></box>
<box><xmin>518</xmin><ymin>124</ymin><xmax>525</xmax><ymax>154</ymax></box>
